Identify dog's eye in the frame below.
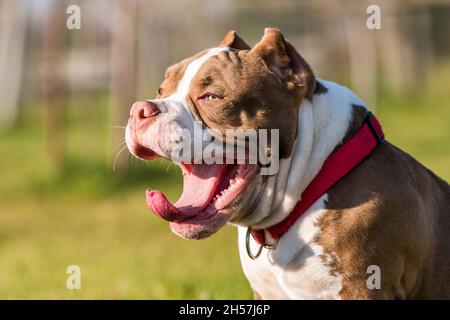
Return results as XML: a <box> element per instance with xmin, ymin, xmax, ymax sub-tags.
<box><xmin>199</xmin><ymin>93</ymin><xmax>220</xmax><ymax>101</ymax></box>
<box><xmin>157</xmin><ymin>87</ymin><xmax>163</xmax><ymax>96</ymax></box>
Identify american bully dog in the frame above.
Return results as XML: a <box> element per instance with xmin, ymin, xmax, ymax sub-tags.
<box><xmin>125</xmin><ymin>28</ymin><xmax>450</xmax><ymax>299</ymax></box>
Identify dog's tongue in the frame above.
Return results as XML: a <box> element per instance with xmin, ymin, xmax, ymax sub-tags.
<box><xmin>146</xmin><ymin>164</ymin><xmax>229</xmax><ymax>222</ymax></box>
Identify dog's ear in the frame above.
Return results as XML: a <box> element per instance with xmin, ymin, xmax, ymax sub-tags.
<box><xmin>219</xmin><ymin>30</ymin><xmax>251</xmax><ymax>50</ymax></box>
<box><xmin>250</xmin><ymin>28</ymin><xmax>316</xmax><ymax>100</ymax></box>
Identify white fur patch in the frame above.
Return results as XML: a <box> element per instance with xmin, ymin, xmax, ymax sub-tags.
<box><xmin>238</xmin><ymin>194</ymin><xmax>343</xmax><ymax>299</ymax></box>
<box><xmin>170</xmin><ymin>47</ymin><xmax>229</xmax><ymax>104</ymax></box>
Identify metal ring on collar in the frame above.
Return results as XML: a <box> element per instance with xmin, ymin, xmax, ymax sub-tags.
<box><xmin>246</xmin><ymin>227</ymin><xmax>263</xmax><ymax>260</ymax></box>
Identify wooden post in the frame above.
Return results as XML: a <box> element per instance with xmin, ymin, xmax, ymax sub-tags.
<box><xmin>344</xmin><ymin>13</ymin><xmax>378</xmax><ymax>109</ymax></box>
<box><xmin>42</xmin><ymin>0</ymin><xmax>67</xmax><ymax>169</ymax></box>
<box><xmin>0</xmin><ymin>0</ymin><xmax>27</xmax><ymax>128</ymax></box>
<box><xmin>108</xmin><ymin>0</ymin><xmax>138</xmax><ymax>171</ymax></box>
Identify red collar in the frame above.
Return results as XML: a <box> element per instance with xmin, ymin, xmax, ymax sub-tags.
<box><xmin>251</xmin><ymin>112</ymin><xmax>384</xmax><ymax>246</ymax></box>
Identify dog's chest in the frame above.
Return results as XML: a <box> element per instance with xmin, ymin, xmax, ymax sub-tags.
<box><xmin>237</xmin><ymin>195</ymin><xmax>343</xmax><ymax>299</ymax></box>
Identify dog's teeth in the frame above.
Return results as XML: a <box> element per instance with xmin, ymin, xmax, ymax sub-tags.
<box><xmin>230</xmin><ymin>178</ymin><xmax>236</xmax><ymax>185</ymax></box>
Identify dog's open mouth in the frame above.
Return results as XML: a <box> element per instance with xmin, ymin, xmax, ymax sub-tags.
<box><xmin>146</xmin><ymin>163</ymin><xmax>258</xmax><ymax>239</ymax></box>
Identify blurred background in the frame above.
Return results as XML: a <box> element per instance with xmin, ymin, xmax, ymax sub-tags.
<box><xmin>0</xmin><ymin>0</ymin><xmax>449</xmax><ymax>299</ymax></box>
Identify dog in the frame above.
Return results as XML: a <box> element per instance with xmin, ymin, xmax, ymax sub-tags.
<box><xmin>125</xmin><ymin>28</ymin><xmax>450</xmax><ymax>299</ymax></box>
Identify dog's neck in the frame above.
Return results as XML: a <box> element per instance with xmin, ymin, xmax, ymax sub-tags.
<box><xmin>232</xmin><ymin>79</ymin><xmax>366</xmax><ymax>229</ymax></box>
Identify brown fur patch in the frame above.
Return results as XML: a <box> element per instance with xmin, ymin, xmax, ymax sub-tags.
<box><xmin>157</xmin><ymin>30</ymin><xmax>250</xmax><ymax>98</ymax></box>
<box><xmin>156</xmin><ymin>29</ymin><xmax>317</xmax><ymax>158</ymax></box>
<box><xmin>156</xmin><ymin>50</ymin><xmax>209</xmax><ymax>98</ymax></box>
<box><xmin>187</xmin><ymin>49</ymin><xmax>301</xmax><ymax>158</ymax></box>
<box><xmin>315</xmin><ymin>105</ymin><xmax>450</xmax><ymax>299</ymax></box>
<box><xmin>185</xmin><ymin>29</ymin><xmax>317</xmax><ymax>158</ymax></box>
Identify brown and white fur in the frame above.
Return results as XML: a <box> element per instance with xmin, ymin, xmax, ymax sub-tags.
<box><xmin>126</xmin><ymin>28</ymin><xmax>450</xmax><ymax>299</ymax></box>
<box><xmin>239</xmin><ymin>95</ymin><xmax>450</xmax><ymax>299</ymax></box>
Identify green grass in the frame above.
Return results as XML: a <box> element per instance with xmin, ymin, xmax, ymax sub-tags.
<box><xmin>376</xmin><ymin>66</ymin><xmax>450</xmax><ymax>180</ymax></box>
<box><xmin>0</xmin><ymin>67</ymin><xmax>449</xmax><ymax>299</ymax></box>
<box><xmin>0</xmin><ymin>111</ymin><xmax>251</xmax><ymax>299</ymax></box>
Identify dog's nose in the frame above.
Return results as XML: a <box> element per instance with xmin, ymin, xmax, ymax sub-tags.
<box><xmin>130</xmin><ymin>101</ymin><xmax>160</xmax><ymax>122</ymax></box>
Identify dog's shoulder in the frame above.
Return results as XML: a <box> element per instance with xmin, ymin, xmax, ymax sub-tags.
<box><xmin>314</xmin><ymin>108</ymin><xmax>450</xmax><ymax>298</ymax></box>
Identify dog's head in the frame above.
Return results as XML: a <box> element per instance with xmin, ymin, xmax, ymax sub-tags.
<box><xmin>126</xmin><ymin>28</ymin><xmax>316</xmax><ymax>239</ymax></box>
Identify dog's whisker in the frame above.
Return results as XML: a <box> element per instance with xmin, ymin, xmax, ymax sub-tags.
<box><xmin>114</xmin><ymin>141</ymin><xmax>127</xmax><ymax>151</ymax></box>
<box><xmin>113</xmin><ymin>145</ymin><xmax>129</xmax><ymax>171</ymax></box>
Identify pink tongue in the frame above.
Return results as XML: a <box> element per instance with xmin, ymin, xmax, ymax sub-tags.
<box><xmin>146</xmin><ymin>164</ymin><xmax>228</xmax><ymax>222</ymax></box>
